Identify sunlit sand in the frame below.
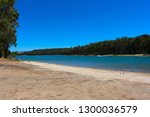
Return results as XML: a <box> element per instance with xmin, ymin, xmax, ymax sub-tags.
<box><xmin>0</xmin><ymin>59</ymin><xmax>150</xmax><ymax>99</ymax></box>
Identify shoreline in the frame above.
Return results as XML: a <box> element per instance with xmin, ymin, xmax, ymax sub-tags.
<box><xmin>98</xmin><ymin>54</ymin><xmax>150</xmax><ymax>56</ymax></box>
<box><xmin>18</xmin><ymin>54</ymin><xmax>150</xmax><ymax>57</ymax></box>
<box><xmin>23</xmin><ymin>61</ymin><xmax>150</xmax><ymax>84</ymax></box>
<box><xmin>23</xmin><ymin>60</ymin><xmax>150</xmax><ymax>74</ymax></box>
<box><xmin>16</xmin><ymin>55</ymin><xmax>150</xmax><ymax>74</ymax></box>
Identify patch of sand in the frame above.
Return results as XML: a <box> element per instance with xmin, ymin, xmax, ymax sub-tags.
<box><xmin>0</xmin><ymin>59</ymin><xmax>150</xmax><ymax>100</ymax></box>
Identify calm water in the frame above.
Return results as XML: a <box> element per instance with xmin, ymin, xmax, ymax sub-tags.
<box><xmin>16</xmin><ymin>55</ymin><xmax>150</xmax><ymax>73</ymax></box>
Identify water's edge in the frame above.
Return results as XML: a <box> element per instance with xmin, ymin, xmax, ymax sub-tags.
<box><xmin>16</xmin><ymin>55</ymin><xmax>150</xmax><ymax>73</ymax></box>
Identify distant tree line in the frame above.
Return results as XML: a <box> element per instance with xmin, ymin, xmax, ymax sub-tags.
<box><xmin>0</xmin><ymin>0</ymin><xmax>19</xmax><ymax>58</ymax></box>
<box><xmin>20</xmin><ymin>34</ymin><xmax>150</xmax><ymax>55</ymax></box>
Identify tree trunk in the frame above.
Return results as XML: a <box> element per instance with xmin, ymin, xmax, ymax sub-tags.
<box><xmin>3</xmin><ymin>48</ymin><xmax>6</xmax><ymax>58</ymax></box>
<box><xmin>4</xmin><ymin>47</ymin><xmax>8</xmax><ymax>58</ymax></box>
<box><xmin>2</xmin><ymin>45</ymin><xmax>8</xmax><ymax>58</ymax></box>
<box><xmin>0</xmin><ymin>49</ymin><xmax>1</xmax><ymax>58</ymax></box>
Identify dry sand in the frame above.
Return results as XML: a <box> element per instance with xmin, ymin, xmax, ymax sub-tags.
<box><xmin>0</xmin><ymin>59</ymin><xmax>150</xmax><ymax>100</ymax></box>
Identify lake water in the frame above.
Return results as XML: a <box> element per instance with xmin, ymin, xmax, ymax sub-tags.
<box><xmin>16</xmin><ymin>55</ymin><xmax>150</xmax><ymax>73</ymax></box>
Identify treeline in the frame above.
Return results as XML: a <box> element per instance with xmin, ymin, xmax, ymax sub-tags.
<box><xmin>20</xmin><ymin>34</ymin><xmax>150</xmax><ymax>55</ymax></box>
<box><xmin>0</xmin><ymin>0</ymin><xmax>19</xmax><ymax>58</ymax></box>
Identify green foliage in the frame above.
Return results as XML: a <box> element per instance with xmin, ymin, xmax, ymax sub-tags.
<box><xmin>8</xmin><ymin>51</ymin><xmax>17</xmax><ymax>58</ymax></box>
<box><xmin>20</xmin><ymin>34</ymin><xmax>150</xmax><ymax>55</ymax></box>
<box><xmin>0</xmin><ymin>0</ymin><xmax>19</xmax><ymax>58</ymax></box>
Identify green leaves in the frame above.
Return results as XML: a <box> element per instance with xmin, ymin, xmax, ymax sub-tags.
<box><xmin>0</xmin><ymin>0</ymin><xmax>18</xmax><ymax>58</ymax></box>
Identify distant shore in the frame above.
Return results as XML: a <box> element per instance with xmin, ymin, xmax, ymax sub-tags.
<box><xmin>18</xmin><ymin>54</ymin><xmax>150</xmax><ymax>56</ymax></box>
<box><xmin>99</xmin><ymin>54</ymin><xmax>150</xmax><ymax>56</ymax></box>
<box><xmin>0</xmin><ymin>59</ymin><xmax>150</xmax><ymax>99</ymax></box>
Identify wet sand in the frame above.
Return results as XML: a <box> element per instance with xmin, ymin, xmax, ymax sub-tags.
<box><xmin>0</xmin><ymin>59</ymin><xmax>150</xmax><ymax>100</ymax></box>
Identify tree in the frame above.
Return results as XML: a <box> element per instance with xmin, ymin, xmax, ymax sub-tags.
<box><xmin>0</xmin><ymin>0</ymin><xmax>19</xmax><ymax>58</ymax></box>
<box><xmin>20</xmin><ymin>34</ymin><xmax>150</xmax><ymax>55</ymax></box>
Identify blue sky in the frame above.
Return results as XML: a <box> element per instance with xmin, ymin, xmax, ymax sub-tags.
<box><xmin>11</xmin><ymin>0</ymin><xmax>150</xmax><ymax>51</ymax></box>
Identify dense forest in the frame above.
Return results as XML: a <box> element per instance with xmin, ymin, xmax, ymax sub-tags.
<box><xmin>0</xmin><ymin>0</ymin><xmax>19</xmax><ymax>58</ymax></box>
<box><xmin>20</xmin><ymin>34</ymin><xmax>150</xmax><ymax>55</ymax></box>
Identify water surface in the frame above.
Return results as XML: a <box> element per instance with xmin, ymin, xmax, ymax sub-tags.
<box><xmin>16</xmin><ymin>55</ymin><xmax>150</xmax><ymax>73</ymax></box>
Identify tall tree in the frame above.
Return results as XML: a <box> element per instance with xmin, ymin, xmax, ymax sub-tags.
<box><xmin>0</xmin><ymin>0</ymin><xmax>19</xmax><ymax>58</ymax></box>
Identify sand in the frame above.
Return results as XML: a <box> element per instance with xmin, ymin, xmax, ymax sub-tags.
<box><xmin>0</xmin><ymin>59</ymin><xmax>150</xmax><ymax>100</ymax></box>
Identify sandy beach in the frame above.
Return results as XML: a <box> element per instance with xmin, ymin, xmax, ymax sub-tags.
<box><xmin>0</xmin><ymin>59</ymin><xmax>150</xmax><ymax>100</ymax></box>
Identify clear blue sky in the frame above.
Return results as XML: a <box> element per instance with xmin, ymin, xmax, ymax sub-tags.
<box><xmin>11</xmin><ymin>0</ymin><xmax>150</xmax><ymax>51</ymax></box>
